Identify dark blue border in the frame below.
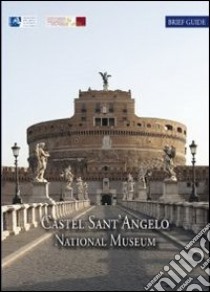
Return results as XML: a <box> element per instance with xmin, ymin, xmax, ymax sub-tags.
<box><xmin>166</xmin><ymin>16</ymin><xmax>209</xmax><ymax>28</ymax></box>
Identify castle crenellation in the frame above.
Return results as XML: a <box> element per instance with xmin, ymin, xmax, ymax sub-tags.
<box><xmin>1</xmin><ymin>166</ymin><xmax>209</xmax><ymax>182</ymax></box>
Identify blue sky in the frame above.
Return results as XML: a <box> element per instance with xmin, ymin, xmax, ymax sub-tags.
<box><xmin>2</xmin><ymin>1</ymin><xmax>209</xmax><ymax>167</ymax></box>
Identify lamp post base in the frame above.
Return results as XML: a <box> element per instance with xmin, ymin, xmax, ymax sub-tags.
<box><xmin>12</xmin><ymin>195</ymin><xmax>22</xmax><ymax>204</ymax></box>
<box><xmin>189</xmin><ymin>195</ymin><xmax>199</xmax><ymax>202</ymax></box>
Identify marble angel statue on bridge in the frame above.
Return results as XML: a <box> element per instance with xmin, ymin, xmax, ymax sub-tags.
<box><xmin>61</xmin><ymin>165</ymin><xmax>74</xmax><ymax>190</ymax></box>
<box><xmin>34</xmin><ymin>143</ymin><xmax>50</xmax><ymax>182</ymax></box>
<box><xmin>163</xmin><ymin>145</ymin><xmax>177</xmax><ymax>181</ymax></box>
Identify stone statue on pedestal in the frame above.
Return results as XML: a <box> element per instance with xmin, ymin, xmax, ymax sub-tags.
<box><xmin>60</xmin><ymin>165</ymin><xmax>74</xmax><ymax>200</ymax></box>
<box><xmin>61</xmin><ymin>165</ymin><xmax>74</xmax><ymax>190</ymax></box>
<box><xmin>122</xmin><ymin>181</ymin><xmax>128</xmax><ymax>200</ymax></box>
<box><xmin>136</xmin><ymin>166</ymin><xmax>148</xmax><ymax>201</ymax></box>
<box><xmin>76</xmin><ymin>177</ymin><xmax>84</xmax><ymax>200</ymax></box>
<box><xmin>160</xmin><ymin>146</ymin><xmax>182</xmax><ymax>202</ymax></box>
<box><xmin>83</xmin><ymin>181</ymin><xmax>89</xmax><ymax>200</ymax></box>
<box><xmin>138</xmin><ymin>166</ymin><xmax>147</xmax><ymax>188</ymax></box>
<box><xmin>30</xmin><ymin>143</ymin><xmax>55</xmax><ymax>203</ymax></box>
<box><xmin>34</xmin><ymin>143</ymin><xmax>50</xmax><ymax>182</ymax></box>
<box><xmin>163</xmin><ymin>145</ymin><xmax>177</xmax><ymax>181</ymax></box>
<box><xmin>127</xmin><ymin>173</ymin><xmax>135</xmax><ymax>200</ymax></box>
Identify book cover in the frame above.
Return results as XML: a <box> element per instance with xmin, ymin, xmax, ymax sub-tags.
<box><xmin>2</xmin><ymin>1</ymin><xmax>209</xmax><ymax>291</ymax></box>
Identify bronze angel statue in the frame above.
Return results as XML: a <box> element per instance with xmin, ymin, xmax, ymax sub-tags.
<box><xmin>163</xmin><ymin>145</ymin><xmax>177</xmax><ymax>181</ymax></box>
<box><xmin>99</xmin><ymin>72</ymin><xmax>111</xmax><ymax>91</ymax></box>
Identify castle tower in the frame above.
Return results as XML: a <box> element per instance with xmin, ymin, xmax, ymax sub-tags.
<box><xmin>27</xmin><ymin>86</ymin><xmax>187</xmax><ymax>179</ymax></box>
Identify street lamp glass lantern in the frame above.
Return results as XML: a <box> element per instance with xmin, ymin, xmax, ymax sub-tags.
<box><xmin>11</xmin><ymin>142</ymin><xmax>20</xmax><ymax>158</ymax></box>
<box><xmin>189</xmin><ymin>140</ymin><xmax>197</xmax><ymax>155</ymax></box>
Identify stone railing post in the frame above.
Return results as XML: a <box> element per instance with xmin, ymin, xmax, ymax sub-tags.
<box><xmin>35</xmin><ymin>203</ymin><xmax>43</xmax><ymax>224</ymax></box>
<box><xmin>164</xmin><ymin>203</ymin><xmax>170</xmax><ymax>222</ymax></box>
<box><xmin>19</xmin><ymin>204</ymin><xmax>31</xmax><ymax>231</ymax></box>
<box><xmin>183</xmin><ymin>202</ymin><xmax>192</xmax><ymax>230</ymax></box>
<box><xmin>27</xmin><ymin>204</ymin><xmax>38</xmax><ymax>228</ymax></box>
<box><xmin>157</xmin><ymin>202</ymin><xmax>165</xmax><ymax>220</ymax></box>
<box><xmin>4</xmin><ymin>205</ymin><xmax>22</xmax><ymax>236</ymax></box>
<box><xmin>174</xmin><ymin>202</ymin><xmax>182</xmax><ymax>227</ymax></box>
<box><xmin>192</xmin><ymin>203</ymin><xmax>209</xmax><ymax>234</ymax></box>
<box><xmin>2</xmin><ymin>206</ymin><xmax>10</xmax><ymax>240</ymax></box>
<box><xmin>168</xmin><ymin>203</ymin><xmax>174</xmax><ymax>224</ymax></box>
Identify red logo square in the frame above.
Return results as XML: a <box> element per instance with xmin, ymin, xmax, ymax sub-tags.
<box><xmin>76</xmin><ymin>17</ymin><xmax>86</xmax><ymax>27</ymax></box>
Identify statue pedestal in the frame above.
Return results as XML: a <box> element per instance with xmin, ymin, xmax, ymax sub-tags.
<box><xmin>159</xmin><ymin>180</ymin><xmax>183</xmax><ymax>202</ymax></box>
<box><xmin>29</xmin><ymin>182</ymin><xmax>55</xmax><ymax>204</ymax></box>
<box><xmin>64</xmin><ymin>188</ymin><xmax>75</xmax><ymax>201</ymax></box>
<box><xmin>122</xmin><ymin>194</ymin><xmax>127</xmax><ymax>201</ymax></box>
<box><xmin>127</xmin><ymin>191</ymin><xmax>134</xmax><ymax>201</ymax></box>
<box><xmin>78</xmin><ymin>193</ymin><xmax>84</xmax><ymax>201</ymax></box>
<box><xmin>137</xmin><ymin>186</ymin><xmax>147</xmax><ymax>201</ymax></box>
<box><xmin>84</xmin><ymin>195</ymin><xmax>89</xmax><ymax>200</ymax></box>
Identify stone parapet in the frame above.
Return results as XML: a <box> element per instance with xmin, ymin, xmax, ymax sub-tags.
<box><xmin>1</xmin><ymin>165</ymin><xmax>209</xmax><ymax>182</ymax></box>
<box><xmin>1</xmin><ymin>200</ymin><xmax>90</xmax><ymax>241</ymax></box>
<box><xmin>120</xmin><ymin>200</ymin><xmax>209</xmax><ymax>234</ymax></box>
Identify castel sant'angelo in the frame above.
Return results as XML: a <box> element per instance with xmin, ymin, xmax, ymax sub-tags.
<box><xmin>2</xmin><ymin>73</ymin><xmax>209</xmax><ymax>204</ymax></box>
<box><xmin>27</xmin><ymin>73</ymin><xmax>187</xmax><ymax>180</ymax></box>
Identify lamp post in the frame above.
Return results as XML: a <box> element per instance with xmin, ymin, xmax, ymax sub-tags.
<box><xmin>189</xmin><ymin>140</ymin><xmax>199</xmax><ymax>202</ymax></box>
<box><xmin>11</xmin><ymin>142</ymin><xmax>22</xmax><ymax>204</ymax></box>
<box><xmin>59</xmin><ymin>173</ymin><xmax>64</xmax><ymax>201</ymax></box>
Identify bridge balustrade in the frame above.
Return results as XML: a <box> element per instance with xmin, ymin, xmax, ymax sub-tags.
<box><xmin>121</xmin><ymin>200</ymin><xmax>209</xmax><ymax>234</ymax></box>
<box><xmin>2</xmin><ymin>200</ymin><xmax>90</xmax><ymax>241</ymax></box>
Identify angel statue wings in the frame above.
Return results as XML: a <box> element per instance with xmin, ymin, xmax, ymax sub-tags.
<box><xmin>163</xmin><ymin>145</ymin><xmax>177</xmax><ymax>181</ymax></box>
<box><xmin>99</xmin><ymin>72</ymin><xmax>111</xmax><ymax>91</ymax></box>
